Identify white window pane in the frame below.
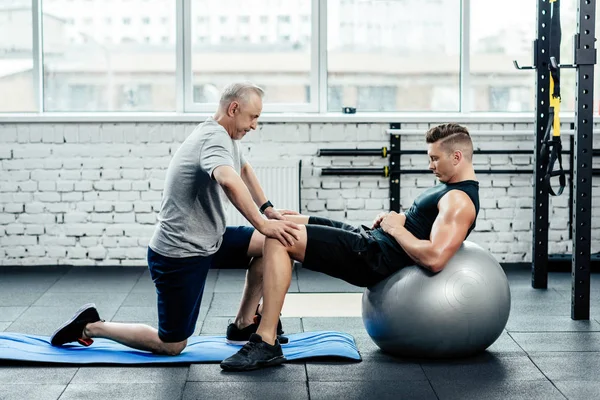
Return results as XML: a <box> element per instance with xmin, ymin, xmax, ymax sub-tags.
<box><xmin>471</xmin><ymin>0</ymin><xmax>578</xmax><ymax>112</ymax></box>
<box><xmin>191</xmin><ymin>0</ymin><xmax>312</xmax><ymax>105</ymax></box>
<box><xmin>328</xmin><ymin>0</ymin><xmax>460</xmax><ymax>112</ymax></box>
<box><xmin>0</xmin><ymin>2</ymin><xmax>36</xmax><ymax>112</ymax></box>
<box><xmin>43</xmin><ymin>0</ymin><xmax>176</xmax><ymax>112</ymax></box>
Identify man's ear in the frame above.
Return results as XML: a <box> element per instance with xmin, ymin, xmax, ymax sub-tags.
<box><xmin>228</xmin><ymin>101</ymin><xmax>239</xmax><ymax>117</ymax></box>
<box><xmin>453</xmin><ymin>150</ymin><xmax>463</xmax><ymax>164</ymax></box>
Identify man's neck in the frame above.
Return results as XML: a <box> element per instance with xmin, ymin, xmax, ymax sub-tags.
<box><xmin>213</xmin><ymin>112</ymin><xmax>235</xmax><ymax>138</ymax></box>
<box><xmin>447</xmin><ymin>167</ymin><xmax>477</xmax><ymax>184</ymax></box>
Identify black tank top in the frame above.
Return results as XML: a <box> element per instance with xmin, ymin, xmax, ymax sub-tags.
<box><xmin>369</xmin><ymin>180</ymin><xmax>480</xmax><ymax>274</ymax></box>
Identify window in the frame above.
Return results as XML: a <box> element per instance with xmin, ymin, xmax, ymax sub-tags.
<box><xmin>327</xmin><ymin>0</ymin><xmax>461</xmax><ymax>112</ymax></box>
<box><xmin>188</xmin><ymin>0</ymin><xmax>315</xmax><ymax>112</ymax></box>
<box><xmin>357</xmin><ymin>86</ymin><xmax>397</xmax><ymax>111</ymax></box>
<box><xmin>471</xmin><ymin>0</ymin><xmax>535</xmax><ymax>111</ymax></box>
<box><xmin>0</xmin><ymin>5</ymin><xmax>35</xmax><ymax>112</ymax></box>
<box><xmin>4</xmin><ymin>1</ymin><xmax>596</xmax><ymax>115</ymax></box>
<box><xmin>43</xmin><ymin>0</ymin><xmax>176</xmax><ymax>111</ymax></box>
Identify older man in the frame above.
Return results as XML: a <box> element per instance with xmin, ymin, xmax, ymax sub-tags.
<box><xmin>50</xmin><ymin>82</ymin><xmax>300</xmax><ymax>356</ymax></box>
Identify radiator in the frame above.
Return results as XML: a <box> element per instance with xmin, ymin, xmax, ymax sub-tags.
<box><xmin>225</xmin><ymin>160</ymin><xmax>301</xmax><ymax>227</ymax></box>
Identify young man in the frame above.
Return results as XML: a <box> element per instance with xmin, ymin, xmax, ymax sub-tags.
<box><xmin>221</xmin><ymin>123</ymin><xmax>481</xmax><ymax>371</ymax></box>
<box><xmin>50</xmin><ymin>82</ymin><xmax>300</xmax><ymax>355</ymax></box>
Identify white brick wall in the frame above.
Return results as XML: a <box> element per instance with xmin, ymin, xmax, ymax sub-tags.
<box><xmin>0</xmin><ymin>121</ymin><xmax>599</xmax><ymax>266</ymax></box>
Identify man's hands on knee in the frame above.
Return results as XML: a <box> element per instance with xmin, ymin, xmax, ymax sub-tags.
<box><xmin>259</xmin><ymin>219</ymin><xmax>301</xmax><ymax>247</ymax></box>
<box><xmin>263</xmin><ymin>208</ymin><xmax>300</xmax><ymax>221</ymax></box>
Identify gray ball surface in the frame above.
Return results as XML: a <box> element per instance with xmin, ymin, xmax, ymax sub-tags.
<box><xmin>362</xmin><ymin>241</ymin><xmax>511</xmax><ymax>358</ymax></box>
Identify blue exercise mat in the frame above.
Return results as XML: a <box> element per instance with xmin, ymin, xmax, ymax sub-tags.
<box><xmin>0</xmin><ymin>331</ymin><xmax>361</xmax><ymax>364</ymax></box>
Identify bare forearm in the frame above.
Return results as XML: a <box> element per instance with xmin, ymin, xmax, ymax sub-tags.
<box><xmin>241</xmin><ymin>166</ymin><xmax>267</xmax><ymax>207</ymax></box>
<box><xmin>221</xmin><ymin>180</ymin><xmax>265</xmax><ymax>228</ymax></box>
<box><xmin>388</xmin><ymin>227</ymin><xmax>438</xmax><ymax>272</ymax></box>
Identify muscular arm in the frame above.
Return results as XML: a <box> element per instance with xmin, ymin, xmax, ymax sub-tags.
<box><xmin>240</xmin><ymin>162</ymin><xmax>268</xmax><ymax>209</ymax></box>
<box><xmin>383</xmin><ymin>191</ymin><xmax>476</xmax><ymax>273</ymax></box>
<box><xmin>213</xmin><ymin>165</ymin><xmax>265</xmax><ymax>229</ymax></box>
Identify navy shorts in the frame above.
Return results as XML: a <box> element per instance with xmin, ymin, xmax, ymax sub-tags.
<box><xmin>147</xmin><ymin>226</ymin><xmax>254</xmax><ymax>343</ymax></box>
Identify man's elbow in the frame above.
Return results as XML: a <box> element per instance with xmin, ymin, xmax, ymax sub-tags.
<box><xmin>428</xmin><ymin>262</ymin><xmax>446</xmax><ymax>274</ymax></box>
<box><xmin>426</xmin><ymin>251</ymin><xmax>451</xmax><ymax>273</ymax></box>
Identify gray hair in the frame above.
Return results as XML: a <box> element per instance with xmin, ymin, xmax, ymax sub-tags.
<box><xmin>219</xmin><ymin>82</ymin><xmax>264</xmax><ymax>110</ymax></box>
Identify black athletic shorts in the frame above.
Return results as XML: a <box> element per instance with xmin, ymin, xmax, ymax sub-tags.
<box><xmin>302</xmin><ymin>216</ymin><xmax>389</xmax><ymax>287</ymax></box>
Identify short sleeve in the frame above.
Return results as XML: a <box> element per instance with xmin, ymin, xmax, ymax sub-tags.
<box><xmin>200</xmin><ymin>131</ymin><xmax>235</xmax><ymax>178</ymax></box>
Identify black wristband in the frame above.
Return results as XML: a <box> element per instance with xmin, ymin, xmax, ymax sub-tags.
<box><xmin>259</xmin><ymin>200</ymin><xmax>273</xmax><ymax>214</ymax></box>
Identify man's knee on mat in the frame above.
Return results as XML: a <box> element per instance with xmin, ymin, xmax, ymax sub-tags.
<box><xmin>155</xmin><ymin>339</ymin><xmax>187</xmax><ymax>356</ymax></box>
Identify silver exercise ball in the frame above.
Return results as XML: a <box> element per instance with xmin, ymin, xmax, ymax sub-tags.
<box><xmin>362</xmin><ymin>241</ymin><xmax>511</xmax><ymax>358</ymax></box>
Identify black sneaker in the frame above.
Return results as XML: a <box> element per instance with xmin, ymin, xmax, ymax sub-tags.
<box><xmin>220</xmin><ymin>333</ymin><xmax>285</xmax><ymax>372</ymax></box>
<box><xmin>254</xmin><ymin>313</ymin><xmax>288</xmax><ymax>344</ymax></box>
<box><xmin>50</xmin><ymin>303</ymin><xmax>103</xmax><ymax>347</ymax></box>
<box><xmin>226</xmin><ymin>313</ymin><xmax>288</xmax><ymax>345</ymax></box>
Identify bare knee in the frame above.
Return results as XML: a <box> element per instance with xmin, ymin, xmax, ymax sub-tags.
<box><xmin>156</xmin><ymin>339</ymin><xmax>187</xmax><ymax>356</ymax></box>
<box><xmin>264</xmin><ymin>226</ymin><xmax>307</xmax><ymax>262</ymax></box>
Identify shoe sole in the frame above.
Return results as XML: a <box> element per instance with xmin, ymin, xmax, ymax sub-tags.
<box><xmin>226</xmin><ymin>336</ymin><xmax>290</xmax><ymax>346</ymax></box>
<box><xmin>50</xmin><ymin>303</ymin><xmax>97</xmax><ymax>345</ymax></box>
<box><xmin>221</xmin><ymin>355</ymin><xmax>286</xmax><ymax>372</ymax></box>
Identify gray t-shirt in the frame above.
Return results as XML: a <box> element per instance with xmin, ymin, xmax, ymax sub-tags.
<box><xmin>149</xmin><ymin>117</ymin><xmax>247</xmax><ymax>258</ymax></box>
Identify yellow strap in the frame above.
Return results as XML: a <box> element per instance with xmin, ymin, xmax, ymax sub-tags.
<box><xmin>549</xmin><ymin>75</ymin><xmax>561</xmax><ymax>137</ymax></box>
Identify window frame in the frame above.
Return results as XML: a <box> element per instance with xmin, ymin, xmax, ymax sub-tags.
<box><xmin>3</xmin><ymin>0</ymin><xmax>588</xmax><ymax>117</ymax></box>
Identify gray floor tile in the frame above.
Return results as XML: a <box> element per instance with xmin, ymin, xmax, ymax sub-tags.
<box><xmin>506</xmin><ymin>315</ymin><xmax>600</xmax><ymax>332</ymax></box>
<box><xmin>528</xmin><ymin>352</ymin><xmax>600</xmax><ymax>381</ymax></box>
<box><xmin>16</xmin><ymin>305</ymin><xmax>119</xmax><ymax>322</ymax></box>
<box><xmin>183</xmin><ymin>381</ymin><xmax>308</xmax><ymax>400</ymax></box>
<box><xmin>508</xmin><ymin>299</ymin><xmax>575</xmax><ymax>316</ymax></box>
<box><xmin>553</xmin><ymin>381</ymin><xmax>600</xmax><ymax>400</ymax></box>
<box><xmin>0</xmin><ymin>269</ymin><xmax>66</xmax><ymax>292</ymax></box>
<box><xmin>4</xmin><ymin>306</ymin><xmax>118</xmax><ymax>335</ymax></box>
<box><xmin>188</xmin><ymin>363</ymin><xmax>307</xmax><ymax>381</ymax></box>
<box><xmin>301</xmin><ymin>317</ymin><xmax>365</xmax><ymax>335</ymax></box>
<box><xmin>70</xmin><ymin>366</ymin><xmax>188</xmax><ymax>383</ymax></box>
<box><xmin>0</xmin><ymin>291</ymin><xmax>45</xmax><ymax>306</ymax></box>
<box><xmin>205</xmin><ymin>292</ymin><xmax>245</xmax><ymax>317</ymax></box>
<box><xmin>0</xmin><ymin>384</ymin><xmax>66</xmax><ymax>400</ymax></box>
<box><xmin>130</xmin><ymin>274</ymin><xmax>156</xmax><ymax>293</ymax></box>
<box><xmin>421</xmin><ymin>353</ymin><xmax>547</xmax><ymax>382</ymax></box>
<box><xmin>309</xmin><ymin>381</ymin><xmax>438</xmax><ymax>400</ymax></box>
<box><xmin>509</xmin><ymin>287</ymin><xmax>566</xmax><ymax>301</ymax></box>
<box><xmin>111</xmin><ymin>306</ymin><xmax>158</xmax><ymax>322</ymax></box>
<box><xmin>486</xmin><ymin>331</ymin><xmax>526</xmax><ymax>353</ymax></box>
<box><xmin>0</xmin><ymin>306</ymin><xmax>27</xmax><ymax>321</ymax></box>
<box><xmin>0</xmin><ymin>321</ymin><xmax>10</xmax><ymax>331</ymax></box>
<box><xmin>4</xmin><ymin>319</ymin><xmax>73</xmax><ymax>336</ymax></box>
<box><xmin>306</xmin><ymin>358</ymin><xmax>425</xmax><ymax>382</ymax></box>
<box><xmin>60</xmin><ymin>383</ymin><xmax>185</xmax><ymax>400</ymax></box>
<box><xmin>0</xmin><ymin>367</ymin><xmax>77</xmax><ymax>384</ymax></box>
<box><xmin>122</xmin><ymin>292</ymin><xmax>157</xmax><ymax>307</ymax></box>
<box><xmin>32</xmin><ymin>292</ymin><xmax>128</xmax><ymax>309</ymax></box>
<box><xmin>510</xmin><ymin>332</ymin><xmax>600</xmax><ymax>352</ymax></box>
<box><xmin>212</xmin><ymin>279</ymin><xmax>249</xmax><ymax>293</ymax></box>
<box><xmin>432</xmin><ymin>380</ymin><xmax>567</xmax><ymax>400</ymax></box>
<box><xmin>296</xmin><ymin>268</ymin><xmax>364</xmax><ymax>293</ymax></box>
<box><xmin>47</xmin><ymin>268</ymin><xmax>142</xmax><ymax>293</ymax></box>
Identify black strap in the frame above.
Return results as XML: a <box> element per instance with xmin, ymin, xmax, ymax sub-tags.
<box><xmin>540</xmin><ymin>109</ymin><xmax>566</xmax><ymax>197</ymax></box>
<box><xmin>259</xmin><ymin>200</ymin><xmax>273</xmax><ymax>214</ymax></box>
